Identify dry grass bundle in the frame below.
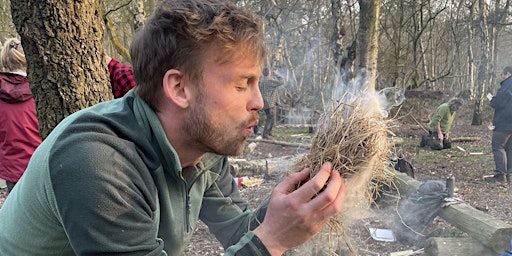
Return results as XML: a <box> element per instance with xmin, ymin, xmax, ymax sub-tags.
<box><xmin>295</xmin><ymin>89</ymin><xmax>396</xmax><ymax>254</ymax></box>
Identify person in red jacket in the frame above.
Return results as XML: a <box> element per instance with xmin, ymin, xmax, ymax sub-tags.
<box><xmin>105</xmin><ymin>54</ymin><xmax>136</xmax><ymax>98</ymax></box>
<box><xmin>0</xmin><ymin>38</ymin><xmax>42</xmax><ymax>193</ymax></box>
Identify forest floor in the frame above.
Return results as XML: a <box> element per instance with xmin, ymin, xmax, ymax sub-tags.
<box><xmin>180</xmin><ymin>121</ymin><xmax>511</xmax><ymax>256</ymax></box>
<box><xmin>0</xmin><ymin>95</ymin><xmax>511</xmax><ymax>255</ymax></box>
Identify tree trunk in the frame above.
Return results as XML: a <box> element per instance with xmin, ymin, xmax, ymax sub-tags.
<box><xmin>330</xmin><ymin>0</ymin><xmax>344</xmax><ymax>69</ymax></box>
<box><xmin>467</xmin><ymin>1</ymin><xmax>476</xmax><ymax>99</ymax></box>
<box><xmin>356</xmin><ymin>0</ymin><xmax>380</xmax><ymax>89</ymax></box>
<box><xmin>131</xmin><ymin>0</ymin><xmax>145</xmax><ymax>32</ymax></box>
<box><xmin>425</xmin><ymin>237</ymin><xmax>496</xmax><ymax>256</ymax></box>
<box><xmin>104</xmin><ymin>15</ymin><xmax>131</xmax><ymax>62</ymax></box>
<box><xmin>471</xmin><ymin>0</ymin><xmax>489</xmax><ymax>126</ymax></box>
<box><xmin>11</xmin><ymin>0</ymin><xmax>111</xmax><ymax>139</ymax></box>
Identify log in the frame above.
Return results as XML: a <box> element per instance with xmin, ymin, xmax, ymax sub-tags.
<box><xmin>392</xmin><ymin>170</ymin><xmax>512</xmax><ymax>253</ymax></box>
<box><xmin>275</xmin><ymin>124</ymin><xmax>315</xmax><ymax>129</ymax></box>
<box><xmin>228</xmin><ymin>158</ymin><xmax>268</xmax><ymax>177</ymax></box>
<box><xmin>392</xmin><ymin>170</ymin><xmax>422</xmax><ymax>197</ymax></box>
<box><xmin>246</xmin><ymin>138</ymin><xmax>311</xmax><ymax>149</ymax></box>
<box><xmin>438</xmin><ymin>203</ymin><xmax>512</xmax><ymax>253</ymax></box>
<box><xmin>451</xmin><ymin>137</ymin><xmax>481</xmax><ymax>142</ymax></box>
<box><xmin>424</xmin><ymin>237</ymin><xmax>496</xmax><ymax>256</ymax></box>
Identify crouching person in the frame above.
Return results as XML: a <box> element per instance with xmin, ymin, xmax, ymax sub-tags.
<box><xmin>420</xmin><ymin>98</ymin><xmax>463</xmax><ymax>150</ymax></box>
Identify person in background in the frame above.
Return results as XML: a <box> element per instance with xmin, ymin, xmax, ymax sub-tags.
<box><xmin>0</xmin><ymin>1</ymin><xmax>346</xmax><ymax>255</ymax></box>
<box><xmin>105</xmin><ymin>53</ymin><xmax>135</xmax><ymax>98</ymax></box>
<box><xmin>486</xmin><ymin>66</ymin><xmax>512</xmax><ymax>184</ymax></box>
<box><xmin>256</xmin><ymin>67</ymin><xmax>284</xmax><ymax>138</ymax></box>
<box><xmin>420</xmin><ymin>97</ymin><xmax>463</xmax><ymax>150</ymax></box>
<box><xmin>0</xmin><ymin>38</ymin><xmax>41</xmax><ymax>193</ymax></box>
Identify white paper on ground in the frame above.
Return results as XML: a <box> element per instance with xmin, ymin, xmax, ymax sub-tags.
<box><xmin>368</xmin><ymin>227</ymin><xmax>396</xmax><ymax>242</ymax></box>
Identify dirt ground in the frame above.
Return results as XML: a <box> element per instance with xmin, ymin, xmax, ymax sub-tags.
<box><xmin>1</xmin><ymin>97</ymin><xmax>511</xmax><ymax>255</ymax></box>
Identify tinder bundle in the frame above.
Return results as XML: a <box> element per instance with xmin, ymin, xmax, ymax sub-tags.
<box><xmin>295</xmin><ymin>89</ymin><xmax>396</xmax><ymax>254</ymax></box>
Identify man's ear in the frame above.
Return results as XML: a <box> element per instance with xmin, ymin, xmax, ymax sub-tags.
<box><xmin>163</xmin><ymin>69</ymin><xmax>189</xmax><ymax>108</ymax></box>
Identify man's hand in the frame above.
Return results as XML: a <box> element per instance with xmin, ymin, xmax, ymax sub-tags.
<box><xmin>253</xmin><ymin>162</ymin><xmax>346</xmax><ymax>255</ymax></box>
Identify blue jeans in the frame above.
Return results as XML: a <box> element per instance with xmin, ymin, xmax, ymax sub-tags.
<box><xmin>491</xmin><ymin>130</ymin><xmax>512</xmax><ymax>176</ymax></box>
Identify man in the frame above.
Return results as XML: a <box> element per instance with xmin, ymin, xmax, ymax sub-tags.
<box><xmin>257</xmin><ymin>67</ymin><xmax>284</xmax><ymax>138</ymax></box>
<box><xmin>420</xmin><ymin>97</ymin><xmax>463</xmax><ymax>150</ymax></box>
<box><xmin>487</xmin><ymin>66</ymin><xmax>512</xmax><ymax>183</ymax></box>
<box><xmin>0</xmin><ymin>1</ymin><xmax>346</xmax><ymax>255</ymax></box>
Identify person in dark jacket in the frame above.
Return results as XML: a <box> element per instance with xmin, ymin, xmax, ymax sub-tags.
<box><xmin>486</xmin><ymin>66</ymin><xmax>512</xmax><ymax>183</ymax></box>
<box><xmin>0</xmin><ymin>1</ymin><xmax>346</xmax><ymax>255</ymax></box>
<box><xmin>0</xmin><ymin>38</ymin><xmax>41</xmax><ymax>193</ymax></box>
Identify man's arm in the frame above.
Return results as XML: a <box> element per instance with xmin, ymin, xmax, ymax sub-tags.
<box><xmin>107</xmin><ymin>57</ymin><xmax>136</xmax><ymax>98</ymax></box>
<box><xmin>490</xmin><ymin>84</ymin><xmax>512</xmax><ymax>110</ymax></box>
<box><xmin>271</xmin><ymin>72</ymin><xmax>284</xmax><ymax>87</ymax></box>
<box><xmin>51</xmin><ymin>142</ymin><xmax>166</xmax><ymax>255</ymax></box>
<box><xmin>436</xmin><ymin>123</ymin><xmax>443</xmax><ymax>140</ymax></box>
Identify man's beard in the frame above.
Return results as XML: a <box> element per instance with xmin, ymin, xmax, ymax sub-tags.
<box><xmin>185</xmin><ymin>100</ymin><xmax>257</xmax><ymax>156</ymax></box>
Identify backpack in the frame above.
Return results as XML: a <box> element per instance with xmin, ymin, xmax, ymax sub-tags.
<box><xmin>393</xmin><ymin>157</ymin><xmax>415</xmax><ymax>178</ymax></box>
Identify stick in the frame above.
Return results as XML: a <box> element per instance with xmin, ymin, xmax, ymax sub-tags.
<box><xmin>247</xmin><ymin>138</ymin><xmax>311</xmax><ymax>149</ymax></box>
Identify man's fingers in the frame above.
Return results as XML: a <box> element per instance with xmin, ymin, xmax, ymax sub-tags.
<box><xmin>274</xmin><ymin>167</ymin><xmax>311</xmax><ymax>195</ymax></box>
<box><xmin>291</xmin><ymin>162</ymin><xmax>333</xmax><ymax>201</ymax></box>
<box><xmin>306</xmin><ymin>170</ymin><xmax>345</xmax><ymax>216</ymax></box>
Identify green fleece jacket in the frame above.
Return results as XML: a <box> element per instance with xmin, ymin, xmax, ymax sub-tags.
<box><xmin>428</xmin><ymin>102</ymin><xmax>456</xmax><ymax>134</ymax></box>
<box><xmin>0</xmin><ymin>91</ymin><xmax>269</xmax><ymax>255</ymax></box>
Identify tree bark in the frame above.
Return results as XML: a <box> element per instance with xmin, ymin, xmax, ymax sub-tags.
<box><xmin>130</xmin><ymin>0</ymin><xmax>145</xmax><ymax>32</ymax></box>
<box><xmin>467</xmin><ymin>1</ymin><xmax>476</xmax><ymax>99</ymax></box>
<box><xmin>11</xmin><ymin>0</ymin><xmax>111</xmax><ymax>139</ymax></box>
<box><xmin>104</xmin><ymin>15</ymin><xmax>131</xmax><ymax>62</ymax></box>
<box><xmin>471</xmin><ymin>0</ymin><xmax>489</xmax><ymax>125</ymax></box>
<box><xmin>330</xmin><ymin>0</ymin><xmax>344</xmax><ymax>69</ymax></box>
<box><xmin>356</xmin><ymin>0</ymin><xmax>380</xmax><ymax>89</ymax></box>
<box><xmin>424</xmin><ymin>237</ymin><xmax>496</xmax><ymax>256</ymax></box>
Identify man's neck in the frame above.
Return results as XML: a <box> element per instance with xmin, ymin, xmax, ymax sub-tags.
<box><xmin>156</xmin><ymin>108</ymin><xmax>205</xmax><ymax>168</ymax></box>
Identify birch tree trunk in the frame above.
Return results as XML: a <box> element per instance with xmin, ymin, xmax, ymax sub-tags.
<box><xmin>330</xmin><ymin>0</ymin><xmax>344</xmax><ymax>69</ymax></box>
<box><xmin>356</xmin><ymin>0</ymin><xmax>380</xmax><ymax>89</ymax></box>
<box><xmin>11</xmin><ymin>0</ymin><xmax>111</xmax><ymax>138</ymax></box>
<box><xmin>131</xmin><ymin>0</ymin><xmax>145</xmax><ymax>32</ymax></box>
<box><xmin>467</xmin><ymin>1</ymin><xmax>476</xmax><ymax>99</ymax></box>
<box><xmin>472</xmin><ymin>0</ymin><xmax>489</xmax><ymax>125</ymax></box>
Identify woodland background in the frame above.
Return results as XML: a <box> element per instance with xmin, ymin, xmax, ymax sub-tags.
<box><xmin>0</xmin><ymin>0</ymin><xmax>510</xmax><ymax>136</ymax></box>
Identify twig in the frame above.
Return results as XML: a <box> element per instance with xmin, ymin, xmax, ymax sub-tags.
<box><xmin>402</xmin><ymin>106</ymin><xmax>428</xmax><ymax>133</ymax></box>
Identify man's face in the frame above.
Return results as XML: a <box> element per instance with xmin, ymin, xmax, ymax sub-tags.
<box><xmin>184</xmin><ymin>50</ymin><xmax>263</xmax><ymax>156</ymax></box>
<box><xmin>450</xmin><ymin>103</ymin><xmax>461</xmax><ymax>112</ymax></box>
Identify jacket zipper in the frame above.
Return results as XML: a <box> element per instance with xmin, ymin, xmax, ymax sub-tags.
<box><xmin>184</xmin><ymin>168</ymin><xmax>208</xmax><ymax>232</ymax></box>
